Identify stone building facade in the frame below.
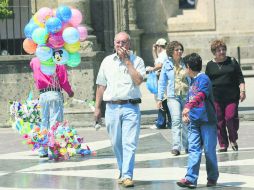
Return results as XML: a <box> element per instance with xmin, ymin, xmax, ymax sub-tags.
<box><xmin>1</xmin><ymin>0</ymin><xmax>253</xmax><ymax>127</ymax></box>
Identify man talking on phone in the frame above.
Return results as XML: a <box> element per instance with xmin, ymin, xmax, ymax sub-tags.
<box><xmin>94</xmin><ymin>32</ymin><xmax>146</xmax><ymax>187</ymax></box>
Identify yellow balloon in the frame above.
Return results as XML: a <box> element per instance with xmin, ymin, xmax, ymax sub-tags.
<box><xmin>64</xmin><ymin>41</ymin><xmax>80</xmax><ymax>53</ymax></box>
<box><xmin>33</xmin><ymin>13</ymin><xmax>45</xmax><ymax>28</ymax></box>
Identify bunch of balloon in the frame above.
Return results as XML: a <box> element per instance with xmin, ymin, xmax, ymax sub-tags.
<box><xmin>23</xmin><ymin>6</ymin><xmax>88</xmax><ymax>75</ymax></box>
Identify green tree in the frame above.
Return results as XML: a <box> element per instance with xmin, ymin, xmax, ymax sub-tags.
<box><xmin>0</xmin><ymin>0</ymin><xmax>13</xmax><ymax>19</ymax></box>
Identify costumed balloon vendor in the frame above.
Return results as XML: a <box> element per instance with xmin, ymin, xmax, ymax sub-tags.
<box><xmin>18</xmin><ymin>5</ymin><xmax>93</xmax><ymax>159</ymax></box>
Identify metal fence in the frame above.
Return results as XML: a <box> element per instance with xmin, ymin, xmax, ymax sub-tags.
<box><xmin>0</xmin><ymin>0</ymin><xmax>33</xmax><ymax>55</ymax></box>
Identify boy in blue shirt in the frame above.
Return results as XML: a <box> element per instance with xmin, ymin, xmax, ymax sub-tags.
<box><xmin>177</xmin><ymin>53</ymin><xmax>219</xmax><ymax>188</ymax></box>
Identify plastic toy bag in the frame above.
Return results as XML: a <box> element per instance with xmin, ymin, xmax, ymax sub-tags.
<box><xmin>146</xmin><ymin>71</ymin><xmax>158</xmax><ymax>94</ymax></box>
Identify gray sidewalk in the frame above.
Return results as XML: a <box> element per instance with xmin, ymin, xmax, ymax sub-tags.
<box><xmin>0</xmin><ymin>121</ymin><xmax>254</xmax><ymax>190</ymax></box>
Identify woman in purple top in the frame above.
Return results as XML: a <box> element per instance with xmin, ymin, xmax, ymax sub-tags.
<box><xmin>205</xmin><ymin>40</ymin><xmax>246</xmax><ymax>152</ymax></box>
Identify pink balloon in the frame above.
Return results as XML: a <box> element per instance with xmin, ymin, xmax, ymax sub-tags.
<box><xmin>69</xmin><ymin>9</ymin><xmax>83</xmax><ymax>27</ymax></box>
<box><xmin>77</xmin><ymin>26</ymin><xmax>88</xmax><ymax>41</ymax></box>
<box><xmin>37</xmin><ymin>7</ymin><xmax>53</xmax><ymax>23</ymax></box>
<box><xmin>47</xmin><ymin>31</ymin><xmax>64</xmax><ymax>48</ymax></box>
<box><xmin>60</xmin><ymin>22</ymin><xmax>73</xmax><ymax>32</ymax></box>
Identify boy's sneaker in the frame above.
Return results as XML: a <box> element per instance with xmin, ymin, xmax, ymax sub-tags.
<box><xmin>122</xmin><ymin>178</ymin><xmax>134</xmax><ymax>187</ymax></box>
<box><xmin>207</xmin><ymin>179</ymin><xmax>217</xmax><ymax>187</ymax></box>
<box><xmin>39</xmin><ymin>154</ymin><xmax>48</xmax><ymax>158</ymax></box>
<box><xmin>176</xmin><ymin>178</ymin><xmax>196</xmax><ymax>189</ymax></box>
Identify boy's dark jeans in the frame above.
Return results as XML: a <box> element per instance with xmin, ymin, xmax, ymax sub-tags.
<box><xmin>155</xmin><ymin>99</ymin><xmax>171</xmax><ymax>129</ymax></box>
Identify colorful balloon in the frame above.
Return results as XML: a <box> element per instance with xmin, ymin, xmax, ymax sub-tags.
<box><xmin>32</xmin><ymin>13</ymin><xmax>45</xmax><ymax>28</ymax></box>
<box><xmin>60</xmin><ymin>22</ymin><xmax>73</xmax><ymax>32</ymax></box>
<box><xmin>77</xmin><ymin>25</ymin><xmax>88</xmax><ymax>41</ymax></box>
<box><xmin>69</xmin><ymin>8</ymin><xmax>83</xmax><ymax>27</ymax></box>
<box><xmin>32</xmin><ymin>28</ymin><xmax>48</xmax><ymax>45</ymax></box>
<box><xmin>52</xmin><ymin>48</ymin><xmax>69</xmax><ymax>65</ymax></box>
<box><xmin>62</xmin><ymin>27</ymin><xmax>80</xmax><ymax>44</ymax></box>
<box><xmin>47</xmin><ymin>31</ymin><xmax>65</xmax><ymax>48</ymax></box>
<box><xmin>23</xmin><ymin>38</ymin><xmax>37</xmax><ymax>54</ymax></box>
<box><xmin>64</xmin><ymin>41</ymin><xmax>80</xmax><ymax>53</ymax></box>
<box><xmin>56</xmin><ymin>6</ymin><xmax>72</xmax><ymax>22</ymax></box>
<box><xmin>67</xmin><ymin>52</ymin><xmax>81</xmax><ymax>67</ymax></box>
<box><xmin>36</xmin><ymin>45</ymin><xmax>53</xmax><ymax>61</ymax></box>
<box><xmin>24</xmin><ymin>22</ymin><xmax>39</xmax><ymax>38</ymax></box>
<box><xmin>40</xmin><ymin>58</ymin><xmax>55</xmax><ymax>66</ymax></box>
<box><xmin>37</xmin><ymin>7</ymin><xmax>53</xmax><ymax>23</ymax></box>
<box><xmin>40</xmin><ymin>64</ymin><xmax>56</xmax><ymax>76</ymax></box>
<box><xmin>45</xmin><ymin>17</ymin><xmax>62</xmax><ymax>33</ymax></box>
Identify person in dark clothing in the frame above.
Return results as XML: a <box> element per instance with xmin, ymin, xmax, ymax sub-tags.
<box><xmin>205</xmin><ymin>40</ymin><xmax>246</xmax><ymax>152</ymax></box>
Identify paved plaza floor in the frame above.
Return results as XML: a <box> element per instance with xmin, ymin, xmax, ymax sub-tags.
<box><xmin>0</xmin><ymin>121</ymin><xmax>254</xmax><ymax>190</ymax></box>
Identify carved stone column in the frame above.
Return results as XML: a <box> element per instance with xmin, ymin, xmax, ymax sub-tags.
<box><xmin>113</xmin><ymin>0</ymin><xmax>124</xmax><ymax>33</ymax></box>
<box><xmin>112</xmin><ymin>0</ymin><xmax>143</xmax><ymax>55</ymax></box>
<box><xmin>128</xmin><ymin>0</ymin><xmax>143</xmax><ymax>56</ymax></box>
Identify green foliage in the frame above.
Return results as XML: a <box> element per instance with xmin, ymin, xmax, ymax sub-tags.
<box><xmin>0</xmin><ymin>0</ymin><xmax>13</xmax><ymax>19</ymax></box>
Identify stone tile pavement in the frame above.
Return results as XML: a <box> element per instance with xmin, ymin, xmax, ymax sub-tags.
<box><xmin>0</xmin><ymin>120</ymin><xmax>254</xmax><ymax>190</ymax></box>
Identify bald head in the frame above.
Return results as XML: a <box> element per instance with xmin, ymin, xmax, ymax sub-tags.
<box><xmin>114</xmin><ymin>32</ymin><xmax>130</xmax><ymax>41</ymax></box>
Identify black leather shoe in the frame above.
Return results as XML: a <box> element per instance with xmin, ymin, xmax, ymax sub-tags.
<box><xmin>218</xmin><ymin>148</ymin><xmax>227</xmax><ymax>152</ymax></box>
<box><xmin>171</xmin><ymin>149</ymin><xmax>180</xmax><ymax>156</ymax></box>
<box><xmin>207</xmin><ymin>179</ymin><xmax>217</xmax><ymax>187</ymax></box>
<box><xmin>39</xmin><ymin>154</ymin><xmax>48</xmax><ymax>158</ymax></box>
<box><xmin>232</xmin><ymin>144</ymin><xmax>238</xmax><ymax>151</ymax></box>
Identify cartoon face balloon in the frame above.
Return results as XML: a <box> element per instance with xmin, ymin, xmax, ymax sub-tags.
<box><xmin>52</xmin><ymin>48</ymin><xmax>69</xmax><ymax>65</ymax></box>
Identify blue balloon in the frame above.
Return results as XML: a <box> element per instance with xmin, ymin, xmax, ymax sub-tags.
<box><xmin>56</xmin><ymin>6</ymin><xmax>72</xmax><ymax>22</ymax></box>
<box><xmin>62</xmin><ymin>27</ymin><xmax>80</xmax><ymax>44</ymax></box>
<box><xmin>45</xmin><ymin>17</ymin><xmax>62</xmax><ymax>34</ymax></box>
<box><xmin>24</xmin><ymin>22</ymin><xmax>39</xmax><ymax>38</ymax></box>
<box><xmin>52</xmin><ymin>48</ymin><xmax>69</xmax><ymax>65</ymax></box>
<box><xmin>36</xmin><ymin>45</ymin><xmax>53</xmax><ymax>61</ymax></box>
<box><xmin>40</xmin><ymin>64</ymin><xmax>56</xmax><ymax>76</ymax></box>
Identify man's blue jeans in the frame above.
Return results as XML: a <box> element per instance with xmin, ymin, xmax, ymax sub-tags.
<box><xmin>105</xmin><ymin>102</ymin><xmax>140</xmax><ymax>179</ymax></box>
<box><xmin>185</xmin><ymin>121</ymin><xmax>219</xmax><ymax>185</ymax></box>
<box><xmin>167</xmin><ymin>96</ymin><xmax>188</xmax><ymax>151</ymax></box>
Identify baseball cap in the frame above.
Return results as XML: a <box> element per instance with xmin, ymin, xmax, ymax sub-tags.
<box><xmin>155</xmin><ymin>38</ymin><xmax>167</xmax><ymax>46</ymax></box>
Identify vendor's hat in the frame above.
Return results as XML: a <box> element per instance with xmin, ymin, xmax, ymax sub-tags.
<box><xmin>155</xmin><ymin>38</ymin><xmax>167</xmax><ymax>46</ymax></box>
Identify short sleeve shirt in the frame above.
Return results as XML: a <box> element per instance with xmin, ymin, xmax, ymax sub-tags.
<box><xmin>96</xmin><ymin>53</ymin><xmax>146</xmax><ymax>101</ymax></box>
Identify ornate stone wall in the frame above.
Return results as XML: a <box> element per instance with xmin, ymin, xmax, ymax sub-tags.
<box><xmin>135</xmin><ymin>0</ymin><xmax>254</xmax><ymax>67</ymax></box>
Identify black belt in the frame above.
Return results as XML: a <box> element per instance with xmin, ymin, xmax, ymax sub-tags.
<box><xmin>40</xmin><ymin>88</ymin><xmax>61</xmax><ymax>94</ymax></box>
<box><xmin>106</xmin><ymin>98</ymin><xmax>141</xmax><ymax>105</ymax></box>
